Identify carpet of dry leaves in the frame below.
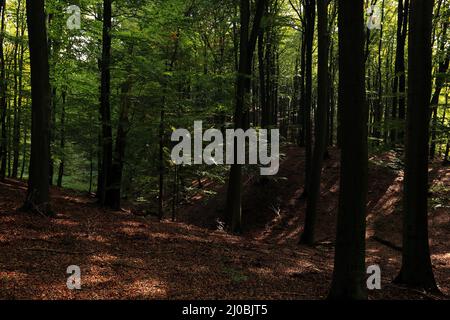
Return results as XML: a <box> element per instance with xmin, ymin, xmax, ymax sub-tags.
<box><xmin>0</xmin><ymin>146</ymin><xmax>448</xmax><ymax>300</ymax></box>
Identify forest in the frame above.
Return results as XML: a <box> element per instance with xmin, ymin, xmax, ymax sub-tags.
<box><xmin>0</xmin><ymin>0</ymin><xmax>448</xmax><ymax>301</ymax></box>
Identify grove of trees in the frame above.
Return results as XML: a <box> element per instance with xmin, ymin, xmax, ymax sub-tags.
<box><xmin>0</xmin><ymin>0</ymin><xmax>448</xmax><ymax>299</ymax></box>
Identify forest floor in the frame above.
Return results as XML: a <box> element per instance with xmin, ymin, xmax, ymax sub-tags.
<box><xmin>0</xmin><ymin>145</ymin><xmax>449</xmax><ymax>300</ymax></box>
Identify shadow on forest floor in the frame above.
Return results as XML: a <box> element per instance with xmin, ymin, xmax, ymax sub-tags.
<box><xmin>0</xmin><ymin>146</ymin><xmax>448</xmax><ymax>300</ymax></box>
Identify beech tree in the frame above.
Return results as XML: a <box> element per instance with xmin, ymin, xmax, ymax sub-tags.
<box><xmin>328</xmin><ymin>0</ymin><xmax>368</xmax><ymax>300</ymax></box>
<box><xmin>394</xmin><ymin>0</ymin><xmax>438</xmax><ymax>292</ymax></box>
<box><xmin>300</xmin><ymin>0</ymin><xmax>328</xmax><ymax>245</ymax></box>
<box><xmin>0</xmin><ymin>0</ymin><xmax>6</xmax><ymax>180</ymax></box>
<box><xmin>98</xmin><ymin>0</ymin><xmax>114</xmax><ymax>207</ymax></box>
<box><xmin>302</xmin><ymin>0</ymin><xmax>315</xmax><ymax>197</ymax></box>
<box><xmin>22</xmin><ymin>0</ymin><xmax>52</xmax><ymax>215</ymax></box>
<box><xmin>390</xmin><ymin>0</ymin><xmax>409</xmax><ymax>144</ymax></box>
<box><xmin>225</xmin><ymin>0</ymin><xmax>266</xmax><ymax>233</ymax></box>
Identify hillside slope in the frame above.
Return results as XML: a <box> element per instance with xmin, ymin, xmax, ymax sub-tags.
<box><xmin>0</xmin><ymin>146</ymin><xmax>448</xmax><ymax>300</ymax></box>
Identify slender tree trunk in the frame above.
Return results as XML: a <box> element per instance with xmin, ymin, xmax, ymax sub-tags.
<box><xmin>98</xmin><ymin>0</ymin><xmax>113</xmax><ymax>206</ymax></box>
<box><xmin>430</xmin><ymin>22</ymin><xmax>449</xmax><ymax>159</ymax></box>
<box><xmin>374</xmin><ymin>0</ymin><xmax>386</xmax><ymax>144</ymax></box>
<box><xmin>391</xmin><ymin>0</ymin><xmax>409</xmax><ymax>144</ymax></box>
<box><xmin>226</xmin><ymin>0</ymin><xmax>250</xmax><ymax>233</ymax></box>
<box><xmin>57</xmin><ymin>90</ymin><xmax>66</xmax><ymax>187</ymax></box>
<box><xmin>329</xmin><ymin>0</ymin><xmax>368</xmax><ymax>300</ymax></box>
<box><xmin>258</xmin><ymin>31</ymin><xmax>268</xmax><ymax>128</ymax></box>
<box><xmin>0</xmin><ymin>0</ymin><xmax>7</xmax><ymax>180</ymax></box>
<box><xmin>23</xmin><ymin>0</ymin><xmax>52</xmax><ymax>215</ymax></box>
<box><xmin>303</xmin><ymin>0</ymin><xmax>315</xmax><ymax>198</ymax></box>
<box><xmin>107</xmin><ymin>74</ymin><xmax>132</xmax><ymax>210</ymax></box>
<box><xmin>384</xmin><ymin>39</ymin><xmax>393</xmax><ymax>144</ymax></box>
<box><xmin>300</xmin><ymin>0</ymin><xmax>328</xmax><ymax>245</ymax></box>
<box><xmin>226</xmin><ymin>0</ymin><xmax>266</xmax><ymax>233</ymax></box>
<box><xmin>158</xmin><ymin>95</ymin><xmax>166</xmax><ymax>218</ymax></box>
<box><xmin>47</xmin><ymin>13</ymin><xmax>57</xmax><ymax>186</ymax></box>
<box><xmin>158</xmin><ymin>32</ymin><xmax>180</xmax><ymax>219</ymax></box>
<box><xmin>265</xmin><ymin>30</ymin><xmax>273</xmax><ymax>126</ymax></box>
<box><xmin>443</xmin><ymin>93</ymin><xmax>449</xmax><ymax>165</ymax></box>
<box><xmin>298</xmin><ymin>28</ymin><xmax>306</xmax><ymax>147</ymax></box>
<box><xmin>11</xmin><ymin>0</ymin><xmax>22</xmax><ymax>179</ymax></box>
<box><xmin>394</xmin><ymin>0</ymin><xmax>438</xmax><ymax>292</ymax></box>
<box><xmin>20</xmin><ymin>97</ymin><xmax>28</xmax><ymax>180</ymax></box>
<box><xmin>20</xmin><ymin>113</ymin><xmax>27</xmax><ymax>180</ymax></box>
<box><xmin>172</xmin><ymin>165</ymin><xmax>178</xmax><ymax>221</ymax></box>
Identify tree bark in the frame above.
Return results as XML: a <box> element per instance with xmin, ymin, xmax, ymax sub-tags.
<box><xmin>57</xmin><ymin>90</ymin><xmax>66</xmax><ymax>187</ymax></box>
<box><xmin>23</xmin><ymin>0</ymin><xmax>52</xmax><ymax>215</ymax></box>
<box><xmin>106</xmin><ymin>71</ymin><xmax>133</xmax><ymax>210</ymax></box>
<box><xmin>98</xmin><ymin>0</ymin><xmax>113</xmax><ymax>206</ymax></box>
<box><xmin>329</xmin><ymin>0</ymin><xmax>368</xmax><ymax>300</ymax></box>
<box><xmin>0</xmin><ymin>0</ymin><xmax>7</xmax><ymax>180</ymax></box>
<box><xmin>374</xmin><ymin>0</ymin><xmax>386</xmax><ymax>144</ymax></box>
<box><xmin>258</xmin><ymin>31</ymin><xmax>268</xmax><ymax>128</ymax></box>
<box><xmin>429</xmin><ymin>22</ymin><xmax>449</xmax><ymax>159</ymax></box>
<box><xmin>394</xmin><ymin>0</ymin><xmax>438</xmax><ymax>293</ymax></box>
<box><xmin>391</xmin><ymin>0</ymin><xmax>409</xmax><ymax>144</ymax></box>
<box><xmin>298</xmin><ymin>26</ymin><xmax>306</xmax><ymax>147</ymax></box>
<box><xmin>300</xmin><ymin>0</ymin><xmax>328</xmax><ymax>245</ymax></box>
<box><xmin>11</xmin><ymin>0</ymin><xmax>23</xmax><ymax>179</ymax></box>
<box><xmin>226</xmin><ymin>0</ymin><xmax>266</xmax><ymax>233</ymax></box>
<box><xmin>302</xmin><ymin>0</ymin><xmax>315</xmax><ymax>198</ymax></box>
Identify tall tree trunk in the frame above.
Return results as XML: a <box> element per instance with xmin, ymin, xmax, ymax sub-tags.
<box><xmin>11</xmin><ymin>0</ymin><xmax>22</xmax><ymax>178</ymax></box>
<box><xmin>298</xmin><ymin>27</ymin><xmax>306</xmax><ymax>147</ymax></box>
<box><xmin>158</xmin><ymin>94</ymin><xmax>166</xmax><ymax>218</ymax></box>
<box><xmin>443</xmin><ymin>93</ymin><xmax>449</xmax><ymax>165</ymax></box>
<box><xmin>98</xmin><ymin>0</ymin><xmax>113</xmax><ymax>206</ymax></box>
<box><xmin>226</xmin><ymin>0</ymin><xmax>250</xmax><ymax>234</ymax></box>
<box><xmin>394</xmin><ymin>0</ymin><xmax>438</xmax><ymax>292</ymax></box>
<box><xmin>391</xmin><ymin>0</ymin><xmax>409</xmax><ymax>144</ymax></box>
<box><xmin>383</xmin><ymin>39</ymin><xmax>393</xmax><ymax>144</ymax></box>
<box><xmin>258</xmin><ymin>31</ymin><xmax>268</xmax><ymax>128</ymax></box>
<box><xmin>57</xmin><ymin>90</ymin><xmax>66</xmax><ymax>187</ymax></box>
<box><xmin>0</xmin><ymin>0</ymin><xmax>7</xmax><ymax>180</ymax></box>
<box><xmin>47</xmin><ymin>14</ymin><xmax>56</xmax><ymax>186</ymax></box>
<box><xmin>328</xmin><ymin>2</ymin><xmax>337</xmax><ymax>147</ymax></box>
<box><xmin>429</xmin><ymin>22</ymin><xmax>449</xmax><ymax>159</ymax></box>
<box><xmin>302</xmin><ymin>0</ymin><xmax>315</xmax><ymax>198</ymax></box>
<box><xmin>300</xmin><ymin>0</ymin><xmax>328</xmax><ymax>245</ymax></box>
<box><xmin>158</xmin><ymin>32</ymin><xmax>180</xmax><ymax>219</ymax></box>
<box><xmin>23</xmin><ymin>0</ymin><xmax>52</xmax><ymax>215</ymax></box>
<box><xmin>329</xmin><ymin>0</ymin><xmax>368</xmax><ymax>300</ymax></box>
<box><xmin>265</xmin><ymin>29</ymin><xmax>273</xmax><ymax>126</ymax></box>
<box><xmin>20</xmin><ymin>111</ymin><xmax>27</xmax><ymax>180</ymax></box>
<box><xmin>374</xmin><ymin>0</ymin><xmax>386</xmax><ymax>144</ymax></box>
<box><xmin>226</xmin><ymin>0</ymin><xmax>266</xmax><ymax>233</ymax></box>
<box><xmin>106</xmin><ymin>74</ymin><xmax>132</xmax><ymax>210</ymax></box>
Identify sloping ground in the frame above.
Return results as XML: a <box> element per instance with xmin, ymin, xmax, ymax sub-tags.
<box><xmin>0</xmin><ymin>146</ymin><xmax>448</xmax><ymax>300</ymax></box>
<box><xmin>178</xmin><ymin>145</ymin><xmax>450</xmax><ymax>298</ymax></box>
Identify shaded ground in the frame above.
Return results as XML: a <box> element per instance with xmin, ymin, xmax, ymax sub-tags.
<box><xmin>0</xmin><ymin>146</ymin><xmax>448</xmax><ymax>300</ymax></box>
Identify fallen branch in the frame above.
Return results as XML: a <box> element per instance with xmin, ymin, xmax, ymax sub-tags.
<box><xmin>371</xmin><ymin>236</ymin><xmax>402</xmax><ymax>252</ymax></box>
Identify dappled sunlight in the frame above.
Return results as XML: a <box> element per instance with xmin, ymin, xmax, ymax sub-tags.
<box><xmin>89</xmin><ymin>253</ymin><xmax>119</xmax><ymax>263</ymax></box>
<box><xmin>371</xmin><ymin>176</ymin><xmax>403</xmax><ymax>216</ymax></box>
<box><xmin>0</xmin><ymin>147</ymin><xmax>448</xmax><ymax>300</ymax></box>
<box><xmin>123</xmin><ymin>279</ymin><xmax>168</xmax><ymax>299</ymax></box>
<box><xmin>61</xmin><ymin>195</ymin><xmax>90</xmax><ymax>205</ymax></box>
<box><xmin>432</xmin><ymin>252</ymin><xmax>450</xmax><ymax>263</ymax></box>
<box><xmin>52</xmin><ymin>219</ymin><xmax>80</xmax><ymax>227</ymax></box>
